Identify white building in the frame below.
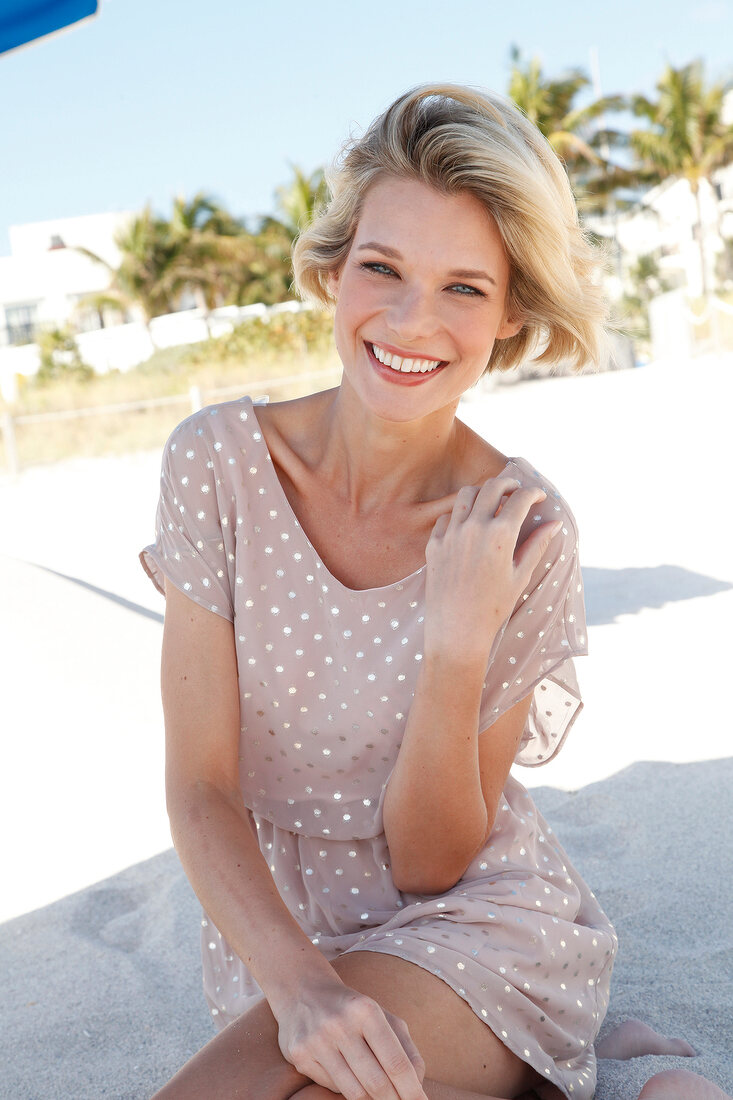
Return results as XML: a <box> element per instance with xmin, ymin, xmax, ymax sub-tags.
<box><xmin>609</xmin><ymin>164</ymin><xmax>733</xmax><ymax>298</ymax></box>
<box><xmin>0</xmin><ymin>211</ymin><xmax>134</xmax><ymax>347</ymax></box>
<box><xmin>0</xmin><ymin>210</ymin><xmax>304</xmax><ymax>403</ymax></box>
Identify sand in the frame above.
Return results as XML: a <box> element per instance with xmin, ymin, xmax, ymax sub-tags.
<box><xmin>2</xmin><ymin>355</ymin><xmax>732</xmax><ymax>1098</ymax></box>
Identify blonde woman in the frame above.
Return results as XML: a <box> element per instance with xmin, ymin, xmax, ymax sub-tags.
<box><xmin>141</xmin><ymin>86</ymin><xmax>714</xmax><ymax>1100</ymax></box>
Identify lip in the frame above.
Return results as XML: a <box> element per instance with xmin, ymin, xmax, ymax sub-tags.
<box><xmin>365</xmin><ymin>341</ymin><xmax>447</xmax><ymax>385</ymax></box>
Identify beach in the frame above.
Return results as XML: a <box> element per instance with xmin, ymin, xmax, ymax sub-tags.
<box><xmin>2</xmin><ymin>356</ymin><xmax>732</xmax><ymax>1098</ymax></box>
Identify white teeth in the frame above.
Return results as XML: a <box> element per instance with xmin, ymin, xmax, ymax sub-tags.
<box><xmin>371</xmin><ymin>344</ymin><xmax>393</xmax><ymax>366</ymax></box>
<box><xmin>371</xmin><ymin>343</ymin><xmax>441</xmax><ymax>374</ymax></box>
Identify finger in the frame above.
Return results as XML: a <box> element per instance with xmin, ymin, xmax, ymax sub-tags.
<box><xmin>288</xmin><ymin>1051</ymin><xmax>340</xmax><ymax>1093</ymax></box>
<box><xmin>429</xmin><ymin>511</ymin><xmax>450</xmax><ymax>541</ymax></box>
<box><xmin>513</xmin><ymin>519</ymin><xmax>564</xmax><ymax>587</ymax></box>
<box><xmin>330</xmin><ymin>1037</ymin><xmax>402</xmax><ymax>1100</ymax></box>
<box><xmin>448</xmin><ymin>484</ymin><xmax>481</xmax><ymax>524</ymax></box>
<box><xmin>471</xmin><ymin>476</ymin><xmax>527</xmax><ymax>519</ymax></box>
<box><xmin>362</xmin><ymin>1012</ymin><xmax>429</xmax><ymax>1100</ymax></box>
<box><xmin>318</xmin><ymin>1045</ymin><xmax>398</xmax><ymax>1100</ymax></box>
<box><xmin>488</xmin><ymin>484</ymin><xmax>547</xmax><ymax>528</ymax></box>
<box><xmin>383</xmin><ymin>1011</ymin><xmax>426</xmax><ymax>1084</ymax></box>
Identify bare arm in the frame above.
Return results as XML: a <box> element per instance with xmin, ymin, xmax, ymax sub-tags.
<box><xmin>383</xmin><ymin>671</ymin><xmax>533</xmax><ymax>894</ymax></box>
<box><xmin>161</xmin><ymin>578</ymin><xmax>336</xmax><ymax>1007</ymax></box>
<box><xmin>383</xmin><ymin>477</ymin><xmax>561</xmax><ymax>895</ymax></box>
<box><xmin>162</xmin><ymin>578</ymin><xmax>427</xmax><ymax>1100</ymax></box>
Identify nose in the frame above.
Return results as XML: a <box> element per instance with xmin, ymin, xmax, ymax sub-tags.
<box><xmin>385</xmin><ymin>284</ymin><xmax>440</xmax><ymax>345</ymax></box>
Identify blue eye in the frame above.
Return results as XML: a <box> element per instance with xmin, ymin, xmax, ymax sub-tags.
<box><xmin>360</xmin><ymin>261</ymin><xmax>396</xmax><ymax>276</ymax></box>
<box><xmin>450</xmin><ymin>283</ymin><xmax>484</xmax><ymax>297</ymax></box>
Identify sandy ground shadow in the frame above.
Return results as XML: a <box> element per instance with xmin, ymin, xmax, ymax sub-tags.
<box><xmin>2</xmin><ymin>758</ymin><xmax>731</xmax><ymax>1100</ymax></box>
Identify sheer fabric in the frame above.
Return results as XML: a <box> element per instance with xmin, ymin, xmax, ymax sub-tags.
<box><xmin>140</xmin><ymin>396</ymin><xmax>615</xmax><ymax>1100</ymax></box>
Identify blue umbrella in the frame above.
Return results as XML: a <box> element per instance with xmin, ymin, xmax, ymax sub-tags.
<box><xmin>0</xmin><ymin>0</ymin><xmax>98</xmax><ymax>56</ymax></box>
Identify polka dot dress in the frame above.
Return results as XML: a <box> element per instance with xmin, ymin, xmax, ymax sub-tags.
<box><xmin>140</xmin><ymin>395</ymin><xmax>617</xmax><ymax>1100</ymax></box>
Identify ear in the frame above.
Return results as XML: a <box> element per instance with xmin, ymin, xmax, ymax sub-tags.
<box><xmin>496</xmin><ymin>315</ymin><xmax>523</xmax><ymax>340</ymax></box>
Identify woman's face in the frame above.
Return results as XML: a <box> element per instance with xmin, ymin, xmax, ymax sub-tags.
<box><xmin>329</xmin><ymin>175</ymin><xmax>521</xmax><ymax>423</ymax></box>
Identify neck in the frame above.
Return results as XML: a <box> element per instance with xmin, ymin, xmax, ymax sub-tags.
<box><xmin>315</xmin><ymin>383</ymin><xmax>465</xmax><ymax>516</ymax></box>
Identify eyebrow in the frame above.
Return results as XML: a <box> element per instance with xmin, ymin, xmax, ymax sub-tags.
<box><xmin>356</xmin><ymin>241</ymin><xmax>497</xmax><ymax>286</ymax></box>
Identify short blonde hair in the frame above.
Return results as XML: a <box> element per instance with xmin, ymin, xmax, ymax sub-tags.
<box><xmin>292</xmin><ymin>83</ymin><xmax>607</xmax><ymax>372</ymax></box>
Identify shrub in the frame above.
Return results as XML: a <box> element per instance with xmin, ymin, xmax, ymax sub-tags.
<box><xmin>35</xmin><ymin>327</ymin><xmax>94</xmax><ymax>384</ymax></box>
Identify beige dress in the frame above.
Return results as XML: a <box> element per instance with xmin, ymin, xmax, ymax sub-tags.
<box><xmin>140</xmin><ymin>395</ymin><xmax>617</xmax><ymax>1100</ymax></box>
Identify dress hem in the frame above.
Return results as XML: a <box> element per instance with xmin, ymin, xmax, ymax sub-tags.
<box><xmin>342</xmin><ymin>940</ymin><xmax>591</xmax><ymax>1100</ymax></box>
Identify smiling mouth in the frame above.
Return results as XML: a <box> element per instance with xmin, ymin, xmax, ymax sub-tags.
<box><xmin>370</xmin><ymin>342</ymin><xmax>444</xmax><ymax>374</ymax></box>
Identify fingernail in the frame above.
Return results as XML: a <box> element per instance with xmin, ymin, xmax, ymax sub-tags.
<box><xmin>549</xmin><ymin>520</ymin><xmax>563</xmax><ymax>537</ymax></box>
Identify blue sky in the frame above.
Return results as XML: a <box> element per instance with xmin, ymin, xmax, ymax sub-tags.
<box><xmin>1</xmin><ymin>0</ymin><xmax>731</xmax><ymax>255</ymax></box>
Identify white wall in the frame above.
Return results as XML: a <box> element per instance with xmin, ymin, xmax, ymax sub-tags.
<box><xmin>0</xmin><ymin>211</ymin><xmax>134</xmax><ymax>341</ymax></box>
<box><xmin>0</xmin><ymin>300</ymin><xmax>309</xmax><ymax>403</ymax></box>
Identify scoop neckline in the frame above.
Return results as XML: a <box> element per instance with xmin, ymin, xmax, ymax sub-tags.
<box><xmin>243</xmin><ymin>394</ymin><xmax>521</xmax><ymax>597</ymax></box>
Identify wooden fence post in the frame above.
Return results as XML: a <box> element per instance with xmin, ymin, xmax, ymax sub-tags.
<box><xmin>189</xmin><ymin>385</ymin><xmax>203</xmax><ymax>413</ymax></box>
<box><xmin>1</xmin><ymin>411</ymin><xmax>19</xmax><ymax>477</ymax></box>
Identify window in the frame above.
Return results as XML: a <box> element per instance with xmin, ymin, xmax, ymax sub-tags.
<box><xmin>3</xmin><ymin>303</ymin><xmax>39</xmax><ymax>345</ymax></box>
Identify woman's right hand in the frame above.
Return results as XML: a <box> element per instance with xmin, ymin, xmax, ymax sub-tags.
<box><xmin>275</xmin><ymin>975</ymin><xmax>428</xmax><ymax>1100</ymax></box>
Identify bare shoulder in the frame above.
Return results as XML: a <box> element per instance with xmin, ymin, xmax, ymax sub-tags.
<box><xmin>453</xmin><ymin>417</ymin><xmax>511</xmax><ymax>486</ymax></box>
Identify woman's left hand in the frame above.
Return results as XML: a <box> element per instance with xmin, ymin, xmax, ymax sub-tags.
<box><xmin>423</xmin><ymin>476</ymin><xmax>562</xmax><ymax>669</ymax></box>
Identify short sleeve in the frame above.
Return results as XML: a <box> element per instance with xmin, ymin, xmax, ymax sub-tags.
<box><xmin>477</xmin><ymin>476</ymin><xmax>588</xmax><ymax>767</ymax></box>
<box><xmin>139</xmin><ymin>411</ymin><xmax>235</xmax><ymax>621</ymax></box>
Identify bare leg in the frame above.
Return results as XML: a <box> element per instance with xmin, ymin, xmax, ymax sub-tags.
<box><xmin>330</xmin><ymin>951</ymin><xmax>538</xmax><ymax>1097</ymax></box>
<box><xmin>150</xmin><ymin>995</ymin><xmax>310</xmax><ymax>1099</ymax></box>
<box><xmin>150</xmin><ymin>951</ymin><xmax>539</xmax><ymax>1099</ymax></box>
<box><xmin>291</xmin><ymin>1083</ymin><xmax>538</xmax><ymax>1100</ymax></box>
<box><xmin>596</xmin><ymin>1020</ymin><xmax>696</xmax><ymax>1060</ymax></box>
<box><xmin>286</xmin><ymin>1069</ymin><xmax>733</xmax><ymax>1100</ymax></box>
<box><xmin>595</xmin><ymin>1020</ymin><xmax>731</xmax><ymax>1100</ymax></box>
<box><xmin>636</xmin><ymin>1070</ymin><xmax>733</xmax><ymax>1100</ymax></box>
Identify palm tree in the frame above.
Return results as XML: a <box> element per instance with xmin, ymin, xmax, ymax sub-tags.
<box><xmin>630</xmin><ymin>59</ymin><xmax>733</xmax><ymax>296</ymax></box>
<box><xmin>272</xmin><ymin>165</ymin><xmax>329</xmax><ymax>241</ymax></box>
<box><xmin>251</xmin><ymin>166</ymin><xmax>329</xmax><ymax>302</ymax></box>
<box><xmin>160</xmin><ymin>180</ymin><xmax>325</xmax><ymax>311</ymax></box>
<box><xmin>507</xmin><ymin>46</ymin><xmax>628</xmax><ymax>214</ymax></box>
<box><xmin>160</xmin><ymin>192</ymin><xmax>255</xmax><ymax>331</ymax></box>
<box><xmin>76</xmin><ymin>207</ymin><xmax>179</xmax><ymax>345</ymax></box>
<box><xmin>76</xmin><ymin>173</ymin><xmax>329</xmax><ymax>338</ymax></box>
<box><xmin>77</xmin><ymin>194</ymin><xmax>259</xmax><ymax>338</ymax></box>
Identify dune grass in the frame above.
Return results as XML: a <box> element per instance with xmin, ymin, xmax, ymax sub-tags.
<box><xmin>1</xmin><ymin>315</ymin><xmax>342</xmax><ymax>472</ymax></box>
